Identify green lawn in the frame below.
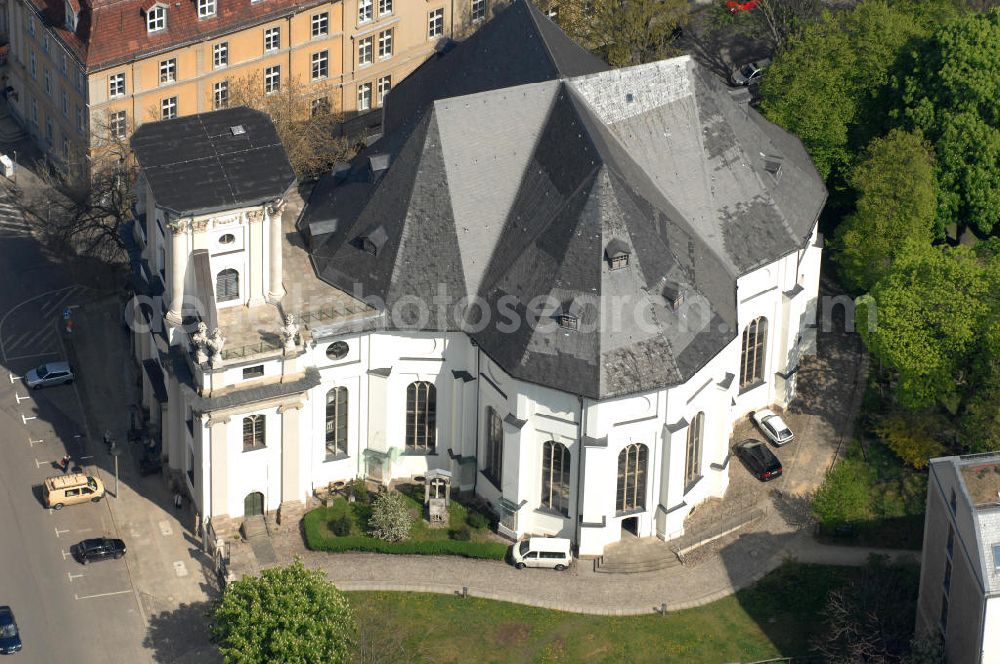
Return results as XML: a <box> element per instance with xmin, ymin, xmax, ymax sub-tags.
<box><xmin>348</xmin><ymin>563</ymin><xmax>862</xmax><ymax>663</ymax></box>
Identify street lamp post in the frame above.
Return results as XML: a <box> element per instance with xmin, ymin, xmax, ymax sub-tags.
<box><xmin>110</xmin><ymin>442</ymin><xmax>122</xmax><ymax>498</ymax></box>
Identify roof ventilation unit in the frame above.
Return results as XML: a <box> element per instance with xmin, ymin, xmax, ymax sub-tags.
<box><xmin>230</xmin><ymin>125</ymin><xmax>246</xmax><ymax>136</ymax></box>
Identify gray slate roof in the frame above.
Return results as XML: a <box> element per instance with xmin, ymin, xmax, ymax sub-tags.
<box><xmin>302</xmin><ymin>12</ymin><xmax>825</xmax><ymax>400</ymax></box>
<box><xmin>131</xmin><ymin>107</ymin><xmax>296</xmax><ymax>217</ymax></box>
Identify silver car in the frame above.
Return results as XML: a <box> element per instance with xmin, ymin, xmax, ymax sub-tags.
<box><xmin>25</xmin><ymin>361</ymin><xmax>75</xmax><ymax>389</ymax></box>
<box><xmin>752</xmin><ymin>408</ymin><xmax>794</xmax><ymax>446</ymax></box>
<box><xmin>731</xmin><ymin>58</ymin><xmax>771</xmax><ymax>86</ymax></box>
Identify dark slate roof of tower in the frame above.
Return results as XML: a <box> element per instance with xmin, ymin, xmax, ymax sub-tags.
<box><xmin>301</xmin><ymin>54</ymin><xmax>825</xmax><ymax>400</ymax></box>
<box><xmin>380</xmin><ymin>0</ymin><xmax>608</xmax><ymax>139</ymax></box>
<box><xmin>131</xmin><ymin>106</ymin><xmax>296</xmax><ymax>217</ymax></box>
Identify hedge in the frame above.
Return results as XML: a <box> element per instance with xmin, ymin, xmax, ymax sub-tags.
<box><xmin>303</xmin><ymin>508</ymin><xmax>509</xmax><ymax>560</ymax></box>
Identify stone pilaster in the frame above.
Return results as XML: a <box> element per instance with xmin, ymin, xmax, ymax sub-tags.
<box><xmin>266</xmin><ymin>203</ymin><xmax>285</xmax><ymax>303</ymax></box>
<box><xmin>165</xmin><ymin>218</ymin><xmax>188</xmax><ymax>330</ymax></box>
<box><xmin>208</xmin><ymin>415</ymin><xmax>230</xmax><ymax>521</ymax></box>
<box><xmin>247</xmin><ymin>209</ymin><xmax>265</xmax><ymax>307</ymax></box>
<box><xmin>277</xmin><ymin>401</ymin><xmax>303</xmax><ymax>525</ymax></box>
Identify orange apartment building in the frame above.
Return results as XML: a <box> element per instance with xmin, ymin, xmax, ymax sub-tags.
<box><xmin>0</xmin><ymin>0</ymin><xmax>506</xmax><ymax>181</ymax></box>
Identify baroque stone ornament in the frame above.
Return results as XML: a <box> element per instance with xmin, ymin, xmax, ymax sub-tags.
<box><xmin>207</xmin><ymin>327</ymin><xmax>226</xmax><ymax>368</ymax></box>
<box><xmin>281</xmin><ymin>314</ymin><xmax>299</xmax><ymax>351</ymax></box>
<box><xmin>191</xmin><ymin>321</ymin><xmax>209</xmax><ymax>364</ymax></box>
<box><xmin>165</xmin><ymin>217</ymin><xmax>188</xmax><ymax>234</ymax></box>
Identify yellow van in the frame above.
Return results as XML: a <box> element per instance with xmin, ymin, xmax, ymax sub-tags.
<box><xmin>43</xmin><ymin>473</ymin><xmax>105</xmax><ymax>510</ymax></box>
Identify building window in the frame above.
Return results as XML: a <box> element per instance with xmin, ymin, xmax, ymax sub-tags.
<box><xmin>213</xmin><ymin>81</ymin><xmax>229</xmax><ymax>109</ymax></box>
<box><xmin>43</xmin><ymin>34</ymin><xmax>50</xmax><ymax>55</ymax></box>
<box><xmin>484</xmin><ymin>407</ymin><xmax>503</xmax><ymax>487</ymax></box>
<box><xmin>405</xmin><ymin>381</ymin><xmax>436</xmax><ymax>452</ymax></box>
<box><xmin>159</xmin><ymin>58</ymin><xmax>176</xmax><ymax>84</ymax></box>
<box><xmin>943</xmin><ymin>559</ymin><xmax>952</xmax><ymax>594</ymax></box>
<box><xmin>264</xmin><ymin>66</ymin><xmax>281</xmax><ymax>94</ymax></box>
<box><xmin>264</xmin><ymin>27</ymin><xmax>280</xmax><ymax>52</ymax></box>
<box><xmin>616</xmin><ymin>443</ymin><xmax>648</xmax><ymax>513</ymax></box>
<box><xmin>739</xmin><ymin>316</ymin><xmax>767</xmax><ymax>388</ymax></box>
<box><xmin>161</xmin><ymin>96</ymin><xmax>177</xmax><ymax>120</ymax></box>
<box><xmin>147</xmin><ymin>5</ymin><xmax>166</xmax><ymax>33</ymax></box>
<box><xmin>947</xmin><ymin>525</ymin><xmax>955</xmax><ymax>558</ymax></box>
<box><xmin>62</xmin><ymin>137</ymin><xmax>69</xmax><ymax>159</ymax></box>
<box><xmin>311</xmin><ymin>96</ymin><xmax>330</xmax><ymax>116</ymax></box>
<box><xmin>29</xmin><ymin>53</ymin><xmax>36</xmax><ymax>79</ymax></box>
<box><xmin>377</xmin><ymin>75</ymin><xmax>391</xmax><ymax>106</ymax></box>
<box><xmin>357</xmin><ymin>82</ymin><xmax>372</xmax><ymax>111</ymax></box>
<box><xmin>43</xmin><ymin>69</ymin><xmax>51</xmax><ymax>96</ymax></box>
<box><xmin>216</xmin><ymin>268</ymin><xmax>239</xmax><ymax>301</ymax></box>
<box><xmin>109</xmin><ymin>111</ymin><xmax>127</xmax><ymax>138</ymax></box>
<box><xmin>950</xmin><ymin>488</ymin><xmax>957</xmax><ymax>515</ymax></box>
<box><xmin>311</xmin><ymin>12</ymin><xmax>328</xmax><ymax>37</ymax></box>
<box><xmin>541</xmin><ymin>441</ymin><xmax>570</xmax><ymax>516</ymax></box>
<box><xmin>378</xmin><ymin>0</ymin><xmax>392</xmax><ymax>16</ymax></box>
<box><xmin>326</xmin><ymin>341</ymin><xmax>349</xmax><ymax>360</ymax></box>
<box><xmin>311</xmin><ymin>51</ymin><xmax>328</xmax><ymax>80</ymax></box>
<box><xmin>45</xmin><ymin>117</ymin><xmax>53</xmax><ymax>143</ymax></box>
<box><xmin>30</xmin><ymin>98</ymin><xmax>38</xmax><ymax>126</ymax></box>
<box><xmin>60</xmin><ymin>51</ymin><xmax>68</xmax><ymax>75</ymax></box>
<box><xmin>358</xmin><ymin>0</ymin><xmax>372</xmax><ymax>23</ymax></box>
<box><xmin>198</xmin><ymin>0</ymin><xmax>216</xmax><ymax>18</ymax></box>
<box><xmin>325</xmin><ymin>387</ymin><xmax>348</xmax><ymax>458</ymax></box>
<box><xmin>471</xmin><ymin>0</ymin><xmax>487</xmax><ymax>22</ymax></box>
<box><xmin>685</xmin><ymin>412</ymin><xmax>703</xmax><ymax>489</ymax></box>
<box><xmin>358</xmin><ymin>36</ymin><xmax>373</xmax><ymax>66</ymax></box>
<box><xmin>242</xmin><ymin>365</ymin><xmax>264</xmax><ymax>380</ymax></box>
<box><xmin>242</xmin><ymin>415</ymin><xmax>265</xmax><ymax>451</ymax></box>
<box><xmin>428</xmin><ymin>8</ymin><xmax>445</xmax><ymax>38</ymax></box>
<box><xmin>109</xmin><ymin>73</ymin><xmax>126</xmax><ymax>98</ymax></box>
<box><xmin>993</xmin><ymin>544</ymin><xmax>1000</xmax><ymax>571</ymax></box>
<box><xmin>28</xmin><ymin>15</ymin><xmax>36</xmax><ymax>38</ymax></box>
<box><xmin>378</xmin><ymin>29</ymin><xmax>393</xmax><ymax>59</ymax></box>
<box><xmin>61</xmin><ymin>90</ymin><xmax>68</xmax><ymax>117</ymax></box>
<box><xmin>76</xmin><ymin>106</ymin><xmax>85</xmax><ymax>134</ymax></box>
<box><xmin>213</xmin><ymin>42</ymin><xmax>228</xmax><ymax>68</ymax></box>
<box><xmin>76</xmin><ymin>71</ymin><xmax>86</xmax><ymax>93</ymax></box>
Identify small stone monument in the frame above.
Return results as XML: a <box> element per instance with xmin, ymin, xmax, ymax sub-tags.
<box><xmin>207</xmin><ymin>327</ymin><xmax>226</xmax><ymax>368</ymax></box>
<box><xmin>423</xmin><ymin>468</ymin><xmax>452</xmax><ymax>525</ymax></box>
<box><xmin>191</xmin><ymin>322</ymin><xmax>209</xmax><ymax>364</ymax></box>
<box><xmin>281</xmin><ymin>314</ymin><xmax>299</xmax><ymax>352</ymax></box>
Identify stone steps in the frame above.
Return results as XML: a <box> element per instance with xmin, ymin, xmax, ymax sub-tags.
<box><xmin>594</xmin><ymin>553</ymin><xmax>682</xmax><ymax>574</ymax></box>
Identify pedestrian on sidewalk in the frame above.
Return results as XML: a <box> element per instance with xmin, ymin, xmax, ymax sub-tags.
<box><xmin>174</xmin><ymin>492</ymin><xmax>183</xmax><ymax>510</ymax></box>
<box><xmin>61</xmin><ymin>455</ymin><xmax>70</xmax><ymax>473</ymax></box>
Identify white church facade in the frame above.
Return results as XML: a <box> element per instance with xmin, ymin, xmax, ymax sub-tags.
<box><xmin>127</xmin><ymin>0</ymin><xmax>825</xmax><ymax>557</ymax></box>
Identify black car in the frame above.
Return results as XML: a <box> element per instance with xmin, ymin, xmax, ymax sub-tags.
<box><xmin>0</xmin><ymin>606</ymin><xmax>22</xmax><ymax>655</ymax></box>
<box><xmin>734</xmin><ymin>439</ymin><xmax>783</xmax><ymax>481</ymax></box>
<box><xmin>71</xmin><ymin>538</ymin><xmax>127</xmax><ymax>564</ymax></box>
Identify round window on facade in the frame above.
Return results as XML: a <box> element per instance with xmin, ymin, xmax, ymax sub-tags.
<box><xmin>219</xmin><ymin>233</ymin><xmax>236</xmax><ymax>245</ymax></box>
<box><xmin>326</xmin><ymin>341</ymin><xmax>349</xmax><ymax>360</ymax></box>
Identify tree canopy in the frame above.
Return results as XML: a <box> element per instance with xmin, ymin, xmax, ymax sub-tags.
<box><xmin>211</xmin><ymin>560</ymin><xmax>355</xmax><ymax>664</ymax></box>
<box><xmin>834</xmin><ymin>128</ymin><xmax>937</xmax><ymax>293</ymax></box>
<box><xmin>896</xmin><ymin>9</ymin><xmax>1000</xmax><ymax>234</ymax></box>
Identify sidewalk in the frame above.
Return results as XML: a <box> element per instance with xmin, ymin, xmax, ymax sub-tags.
<box><xmin>62</xmin><ymin>295</ymin><xmax>218</xmax><ymax>658</ymax></box>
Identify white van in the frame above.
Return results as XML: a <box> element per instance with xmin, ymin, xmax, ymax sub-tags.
<box><xmin>511</xmin><ymin>537</ymin><xmax>572</xmax><ymax>571</ymax></box>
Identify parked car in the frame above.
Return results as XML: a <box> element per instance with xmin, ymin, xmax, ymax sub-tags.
<box><xmin>734</xmin><ymin>439</ymin><xmax>783</xmax><ymax>481</ymax></box>
<box><xmin>0</xmin><ymin>606</ymin><xmax>22</xmax><ymax>655</ymax></box>
<box><xmin>752</xmin><ymin>408</ymin><xmax>795</xmax><ymax>446</ymax></box>
<box><xmin>42</xmin><ymin>473</ymin><xmax>105</xmax><ymax>510</ymax></box>
<box><xmin>511</xmin><ymin>537</ymin><xmax>572</xmax><ymax>571</ymax></box>
<box><xmin>25</xmin><ymin>361</ymin><xmax>74</xmax><ymax>389</ymax></box>
<box><xmin>71</xmin><ymin>538</ymin><xmax>127</xmax><ymax>565</ymax></box>
<box><xmin>731</xmin><ymin>58</ymin><xmax>771</xmax><ymax>86</ymax></box>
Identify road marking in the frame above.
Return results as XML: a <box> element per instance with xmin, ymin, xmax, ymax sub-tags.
<box><xmin>21</xmin><ymin>413</ymin><xmax>36</xmax><ymax>423</ymax></box>
<box><xmin>0</xmin><ymin>285</ymin><xmax>85</xmax><ymax>362</ymax></box>
<box><xmin>62</xmin><ymin>550</ymin><xmax>73</xmax><ymax>560</ymax></box>
<box><xmin>73</xmin><ymin>434</ymin><xmax>84</xmax><ymax>438</ymax></box>
<box><xmin>4</xmin><ymin>331</ymin><xmax>32</xmax><ymax>352</ymax></box>
<box><xmin>8</xmin><ymin>372</ymin><xmax>19</xmax><ymax>383</ymax></box>
<box><xmin>67</xmin><ymin>572</ymin><xmax>84</xmax><ymax>582</ymax></box>
<box><xmin>40</xmin><ymin>289</ymin><xmax>79</xmax><ymax>318</ymax></box>
<box><xmin>29</xmin><ymin>438</ymin><xmax>43</xmax><ymax>447</ymax></box>
<box><xmin>76</xmin><ymin>528</ymin><xmax>93</xmax><ymax>533</ymax></box>
<box><xmin>5</xmin><ymin>351</ymin><xmax>59</xmax><ymax>362</ymax></box>
<box><xmin>158</xmin><ymin>520</ymin><xmax>173</xmax><ymax>536</ymax></box>
<box><xmin>74</xmin><ymin>590</ymin><xmax>133</xmax><ymax>600</ymax></box>
<box><xmin>15</xmin><ymin>392</ymin><xmax>31</xmax><ymax>403</ymax></box>
<box><xmin>55</xmin><ymin>527</ymin><xmax>70</xmax><ymax>538</ymax></box>
<box><xmin>35</xmin><ymin>458</ymin><xmax>48</xmax><ymax>468</ymax></box>
<box><xmin>79</xmin><ymin>455</ymin><xmax>93</xmax><ymax>460</ymax></box>
<box><xmin>173</xmin><ymin>561</ymin><xmax>189</xmax><ymax>577</ymax></box>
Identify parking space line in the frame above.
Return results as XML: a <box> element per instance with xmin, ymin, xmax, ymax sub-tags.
<box><xmin>21</xmin><ymin>413</ymin><xmax>36</xmax><ymax>423</ymax></box>
<box><xmin>6</xmin><ymin>351</ymin><xmax>59</xmax><ymax>361</ymax></box>
<box><xmin>29</xmin><ymin>437</ymin><xmax>43</xmax><ymax>447</ymax></box>
<box><xmin>74</xmin><ymin>590</ymin><xmax>132</xmax><ymax>601</ymax></box>
<box><xmin>67</xmin><ymin>572</ymin><xmax>84</xmax><ymax>582</ymax></box>
<box><xmin>55</xmin><ymin>527</ymin><xmax>70</xmax><ymax>538</ymax></box>
<box><xmin>35</xmin><ymin>458</ymin><xmax>47</xmax><ymax>468</ymax></box>
<box><xmin>15</xmin><ymin>392</ymin><xmax>31</xmax><ymax>403</ymax></box>
<box><xmin>8</xmin><ymin>372</ymin><xmax>19</xmax><ymax>383</ymax></box>
<box><xmin>62</xmin><ymin>550</ymin><xmax>72</xmax><ymax>560</ymax></box>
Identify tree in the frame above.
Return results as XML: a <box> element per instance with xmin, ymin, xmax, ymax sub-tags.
<box><xmin>896</xmin><ymin>9</ymin><xmax>1000</xmax><ymax>235</ymax></box>
<box><xmin>959</xmin><ymin>323</ymin><xmax>1000</xmax><ymax>453</ymax></box>
<box><xmin>548</xmin><ymin>0</ymin><xmax>689</xmax><ymax>67</ymax></box>
<box><xmin>857</xmin><ymin>245</ymin><xmax>992</xmax><ymax>410</ymax></box>
<box><xmin>211</xmin><ymin>559</ymin><xmax>355</xmax><ymax>664</ymax></box>
<box><xmin>873</xmin><ymin>412</ymin><xmax>948</xmax><ymax>470</ymax></box>
<box><xmin>812</xmin><ymin>455</ymin><xmax>873</xmax><ymax>528</ymax></box>
<box><xmin>834</xmin><ymin>129</ymin><xmax>937</xmax><ymax>292</ymax></box>
<box><xmin>813</xmin><ymin>555</ymin><xmax>921</xmax><ymax>663</ymax></box>
<box><xmin>760</xmin><ymin>1</ymin><xmax>956</xmax><ymax>181</ymax></box>
<box><xmin>224</xmin><ymin>72</ymin><xmax>351</xmax><ymax>178</ymax></box>
<box><xmin>712</xmin><ymin>0</ymin><xmax>820</xmax><ymax>53</ymax></box>
<box><xmin>366</xmin><ymin>491</ymin><xmax>413</xmax><ymax>542</ymax></box>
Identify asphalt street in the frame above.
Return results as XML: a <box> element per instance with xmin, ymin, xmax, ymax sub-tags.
<box><xmin>0</xmin><ymin>208</ymin><xmax>151</xmax><ymax>662</ymax></box>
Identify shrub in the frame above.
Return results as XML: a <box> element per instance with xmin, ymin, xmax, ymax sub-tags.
<box><xmin>466</xmin><ymin>510</ymin><xmax>489</xmax><ymax>530</ymax></box>
<box><xmin>812</xmin><ymin>456</ymin><xmax>874</xmax><ymax>528</ymax></box>
<box><xmin>367</xmin><ymin>491</ymin><xmax>413</xmax><ymax>542</ymax></box>
<box><xmin>874</xmin><ymin>413</ymin><xmax>948</xmax><ymax>470</ymax></box>
<box><xmin>351</xmin><ymin>478</ymin><xmax>370</xmax><ymax>505</ymax></box>
<box><xmin>330</xmin><ymin>514</ymin><xmax>352</xmax><ymax>537</ymax></box>
<box><xmin>450</xmin><ymin>525</ymin><xmax>471</xmax><ymax>541</ymax></box>
<box><xmin>303</xmin><ymin>509</ymin><xmax>508</xmax><ymax>559</ymax></box>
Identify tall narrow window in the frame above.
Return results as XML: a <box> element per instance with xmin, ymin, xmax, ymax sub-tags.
<box><xmin>159</xmin><ymin>58</ymin><xmax>176</xmax><ymax>84</ymax></box>
<box><xmin>43</xmin><ymin>68</ymin><xmax>51</xmax><ymax>96</ymax></box>
<box><xmin>377</xmin><ymin>75</ymin><xmax>391</xmax><ymax>106</ymax></box>
<box><xmin>405</xmin><ymin>382</ymin><xmax>436</xmax><ymax>452</ymax></box>
<box><xmin>264</xmin><ymin>65</ymin><xmax>281</xmax><ymax>94</ymax></box>
<box><xmin>357</xmin><ymin>82</ymin><xmax>372</xmax><ymax>111</ymax></box>
<box><xmin>161</xmin><ymin>96</ymin><xmax>177</xmax><ymax>120</ymax></box>
<box><xmin>484</xmin><ymin>407</ymin><xmax>503</xmax><ymax>487</ymax></box>
<box><xmin>197</xmin><ymin>0</ymin><xmax>215</xmax><ymax>18</ymax></box>
<box><xmin>325</xmin><ymin>387</ymin><xmax>348</xmax><ymax>458</ymax></box>
<box><xmin>378</xmin><ymin>29</ymin><xmax>393</xmax><ymax>59</ymax></box>
<box><xmin>109</xmin><ymin>110</ymin><xmax>127</xmax><ymax>138</ymax></box>
<box><xmin>311</xmin><ymin>51</ymin><xmax>329</xmax><ymax>80</ymax></box>
<box><xmin>358</xmin><ymin>0</ymin><xmax>373</xmax><ymax>23</ymax></box>
<box><xmin>109</xmin><ymin>73</ymin><xmax>125</xmax><ymax>98</ymax></box>
<box><xmin>471</xmin><ymin>0</ymin><xmax>487</xmax><ymax>22</ymax></box>
<box><xmin>739</xmin><ymin>316</ymin><xmax>768</xmax><ymax>388</ymax></box>
<box><xmin>541</xmin><ymin>441</ymin><xmax>570</xmax><ymax>516</ymax></box>
<box><xmin>213</xmin><ymin>80</ymin><xmax>229</xmax><ymax>109</ymax></box>
<box><xmin>685</xmin><ymin>412</ymin><xmax>704</xmax><ymax>488</ymax></box>
<box><xmin>242</xmin><ymin>415</ymin><xmax>265</xmax><ymax>451</ymax></box>
<box><xmin>213</xmin><ymin>42</ymin><xmax>228</xmax><ymax>68</ymax></box>
<box><xmin>311</xmin><ymin>12</ymin><xmax>329</xmax><ymax>37</ymax></box>
<box><xmin>428</xmin><ymin>8</ymin><xmax>444</xmax><ymax>38</ymax></box>
<box><xmin>378</xmin><ymin>0</ymin><xmax>392</xmax><ymax>16</ymax></box>
<box><xmin>358</xmin><ymin>36</ymin><xmax>373</xmax><ymax>65</ymax></box>
<box><xmin>216</xmin><ymin>268</ymin><xmax>239</xmax><ymax>302</ymax></box>
<box><xmin>616</xmin><ymin>443</ymin><xmax>648</xmax><ymax>513</ymax></box>
<box><xmin>264</xmin><ymin>26</ymin><xmax>280</xmax><ymax>52</ymax></box>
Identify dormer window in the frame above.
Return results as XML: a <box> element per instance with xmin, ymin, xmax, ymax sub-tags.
<box><xmin>65</xmin><ymin>5</ymin><xmax>77</xmax><ymax>31</ymax></box>
<box><xmin>198</xmin><ymin>0</ymin><xmax>216</xmax><ymax>18</ymax></box>
<box><xmin>557</xmin><ymin>299</ymin><xmax>580</xmax><ymax>331</ymax></box>
<box><xmin>605</xmin><ymin>238</ymin><xmax>630</xmax><ymax>270</ymax></box>
<box><xmin>147</xmin><ymin>5</ymin><xmax>166</xmax><ymax>32</ymax></box>
<box><xmin>356</xmin><ymin>226</ymin><xmax>388</xmax><ymax>256</ymax></box>
<box><xmin>662</xmin><ymin>281</ymin><xmax>686</xmax><ymax>311</ymax></box>
<box><xmin>558</xmin><ymin>314</ymin><xmax>578</xmax><ymax>330</ymax></box>
<box><xmin>763</xmin><ymin>153</ymin><xmax>783</xmax><ymax>178</ymax></box>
